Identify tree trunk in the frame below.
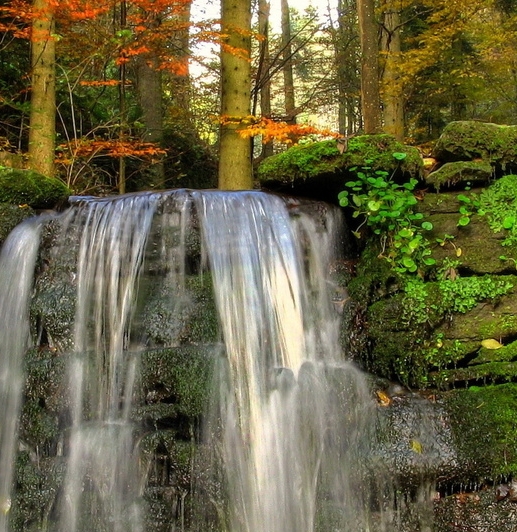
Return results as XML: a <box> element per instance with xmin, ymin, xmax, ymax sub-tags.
<box><xmin>281</xmin><ymin>0</ymin><xmax>296</xmax><ymax>123</ymax></box>
<box><xmin>357</xmin><ymin>0</ymin><xmax>382</xmax><ymax>134</ymax></box>
<box><xmin>381</xmin><ymin>2</ymin><xmax>404</xmax><ymax>140</ymax></box>
<box><xmin>136</xmin><ymin>52</ymin><xmax>165</xmax><ymax>189</ymax></box>
<box><xmin>218</xmin><ymin>0</ymin><xmax>252</xmax><ymax>190</ymax></box>
<box><xmin>334</xmin><ymin>0</ymin><xmax>361</xmax><ymax>136</ymax></box>
<box><xmin>28</xmin><ymin>0</ymin><xmax>56</xmax><ymax>177</ymax></box>
<box><xmin>256</xmin><ymin>0</ymin><xmax>273</xmax><ymax>159</ymax></box>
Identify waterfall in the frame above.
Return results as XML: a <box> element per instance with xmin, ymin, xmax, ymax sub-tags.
<box><xmin>0</xmin><ymin>219</ymin><xmax>43</xmax><ymax>532</ymax></box>
<box><xmin>0</xmin><ymin>190</ymin><xmax>380</xmax><ymax>532</ymax></box>
<box><xmin>193</xmin><ymin>191</ymin><xmax>375</xmax><ymax>532</ymax></box>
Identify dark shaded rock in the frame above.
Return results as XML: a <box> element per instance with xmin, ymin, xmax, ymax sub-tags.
<box><xmin>425</xmin><ymin>160</ymin><xmax>493</xmax><ymax>190</ymax></box>
<box><xmin>0</xmin><ymin>203</ymin><xmax>34</xmax><ymax>247</ymax></box>
<box><xmin>433</xmin><ymin>488</ymin><xmax>517</xmax><ymax>532</ymax></box>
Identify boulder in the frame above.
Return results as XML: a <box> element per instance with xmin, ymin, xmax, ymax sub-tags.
<box><xmin>257</xmin><ymin>135</ymin><xmax>423</xmax><ymax>202</ymax></box>
<box><xmin>0</xmin><ymin>167</ymin><xmax>70</xmax><ymax>208</ymax></box>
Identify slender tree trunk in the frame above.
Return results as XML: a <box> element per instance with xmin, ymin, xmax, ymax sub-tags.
<box><xmin>28</xmin><ymin>0</ymin><xmax>56</xmax><ymax>177</ymax></box>
<box><xmin>257</xmin><ymin>0</ymin><xmax>273</xmax><ymax>159</ymax></box>
<box><xmin>218</xmin><ymin>0</ymin><xmax>252</xmax><ymax>190</ymax></box>
<box><xmin>357</xmin><ymin>0</ymin><xmax>382</xmax><ymax>133</ymax></box>
<box><xmin>169</xmin><ymin>0</ymin><xmax>192</xmax><ymax>121</ymax></box>
<box><xmin>118</xmin><ymin>0</ymin><xmax>127</xmax><ymax>195</ymax></box>
<box><xmin>136</xmin><ymin>52</ymin><xmax>165</xmax><ymax>189</ymax></box>
<box><xmin>334</xmin><ymin>0</ymin><xmax>361</xmax><ymax>136</ymax></box>
<box><xmin>281</xmin><ymin>0</ymin><xmax>296</xmax><ymax>123</ymax></box>
<box><xmin>381</xmin><ymin>2</ymin><xmax>404</xmax><ymax>140</ymax></box>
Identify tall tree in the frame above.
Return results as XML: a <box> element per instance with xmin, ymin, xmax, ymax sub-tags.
<box><xmin>255</xmin><ymin>0</ymin><xmax>273</xmax><ymax>159</ymax></box>
<box><xmin>380</xmin><ymin>0</ymin><xmax>404</xmax><ymax>140</ymax></box>
<box><xmin>281</xmin><ymin>0</ymin><xmax>296</xmax><ymax>122</ymax></box>
<box><xmin>356</xmin><ymin>0</ymin><xmax>381</xmax><ymax>133</ymax></box>
<box><xmin>219</xmin><ymin>0</ymin><xmax>253</xmax><ymax>190</ymax></box>
<box><xmin>331</xmin><ymin>0</ymin><xmax>361</xmax><ymax>135</ymax></box>
<box><xmin>28</xmin><ymin>0</ymin><xmax>56</xmax><ymax>176</ymax></box>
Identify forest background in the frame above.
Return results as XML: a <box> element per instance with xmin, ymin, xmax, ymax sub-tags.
<box><xmin>1</xmin><ymin>0</ymin><xmax>517</xmax><ymax>193</ymax></box>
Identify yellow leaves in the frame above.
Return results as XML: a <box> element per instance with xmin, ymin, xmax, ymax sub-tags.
<box><xmin>480</xmin><ymin>338</ymin><xmax>503</xmax><ymax>349</ymax></box>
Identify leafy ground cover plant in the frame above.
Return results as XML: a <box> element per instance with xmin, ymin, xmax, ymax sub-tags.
<box><xmin>338</xmin><ymin>152</ymin><xmax>435</xmax><ymax>273</ymax></box>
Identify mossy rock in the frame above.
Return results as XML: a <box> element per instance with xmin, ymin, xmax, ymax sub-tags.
<box><xmin>0</xmin><ymin>167</ymin><xmax>70</xmax><ymax>208</ymax></box>
<box><xmin>432</xmin><ymin>121</ymin><xmax>517</xmax><ymax>170</ymax></box>
<box><xmin>257</xmin><ymin>135</ymin><xmax>423</xmax><ymax>202</ymax></box>
<box><xmin>442</xmin><ymin>384</ymin><xmax>517</xmax><ymax>480</ymax></box>
<box><xmin>138</xmin><ymin>346</ymin><xmax>215</xmax><ymax>422</ymax></box>
<box><xmin>361</xmin><ymin>274</ymin><xmax>517</xmax><ymax>388</ymax></box>
<box><xmin>425</xmin><ymin>160</ymin><xmax>493</xmax><ymax>190</ymax></box>
<box><xmin>0</xmin><ymin>203</ymin><xmax>34</xmax><ymax>246</ymax></box>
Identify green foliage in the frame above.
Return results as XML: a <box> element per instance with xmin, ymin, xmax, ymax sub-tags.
<box><xmin>478</xmin><ymin>174</ymin><xmax>517</xmax><ymax>246</ymax></box>
<box><xmin>456</xmin><ymin>192</ymin><xmax>483</xmax><ymax>226</ymax></box>
<box><xmin>403</xmin><ymin>275</ymin><xmax>514</xmax><ymax>326</ymax></box>
<box><xmin>338</xmin><ymin>152</ymin><xmax>435</xmax><ymax>274</ymax></box>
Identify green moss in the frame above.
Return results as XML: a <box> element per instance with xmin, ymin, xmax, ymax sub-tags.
<box><xmin>433</xmin><ymin>121</ymin><xmax>517</xmax><ymax>168</ymax></box>
<box><xmin>139</xmin><ymin>346</ymin><xmax>214</xmax><ymax>420</ymax></box>
<box><xmin>0</xmin><ymin>167</ymin><xmax>70</xmax><ymax>208</ymax></box>
<box><xmin>444</xmin><ymin>383</ymin><xmax>517</xmax><ymax>479</ymax></box>
<box><xmin>426</xmin><ymin>160</ymin><xmax>493</xmax><ymax>190</ymax></box>
<box><xmin>257</xmin><ymin>135</ymin><xmax>423</xmax><ymax>186</ymax></box>
<box><xmin>363</xmin><ymin>275</ymin><xmax>516</xmax><ymax>388</ymax></box>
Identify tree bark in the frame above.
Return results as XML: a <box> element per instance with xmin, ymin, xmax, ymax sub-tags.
<box><xmin>381</xmin><ymin>2</ymin><xmax>404</xmax><ymax>140</ymax></box>
<box><xmin>28</xmin><ymin>0</ymin><xmax>56</xmax><ymax>177</ymax></box>
<box><xmin>256</xmin><ymin>0</ymin><xmax>273</xmax><ymax>159</ymax></box>
<box><xmin>218</xmin><ymin>0</ymin><xmax>253</xmax><ymax>190</ymax></box>
<box><xmin>136</xmin><ymin>52</ymin><xmax>165</xmax><ymax>189</ymax></box>
<box><xmin>357</xmin><ymin>0</ymin><xmax>382</xmax><ymax>134</ymax></box>
<box><xmin>334</xmin><ymin>0</ymin><xmax>361</xmax><ymax>135</ymax></box>
<box><xmin>281</xmin><ymin>0</ymin><xmax>296</xmax><ymax>123</ymax></box>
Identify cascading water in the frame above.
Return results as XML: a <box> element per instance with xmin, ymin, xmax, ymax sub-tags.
<box><xmin>193</xmin><ymin>191</ymin><xmax>376</xmax><ymax>532</ymax></box>
<box><xmin>0</xmin><ymin>220</ymin><xmax>44</xmax><ymax>532</ymax></box>
<box><xmin>0</xmin><ymin>189</ymin><xmax>419</xmax><ymax>532</ymax></box>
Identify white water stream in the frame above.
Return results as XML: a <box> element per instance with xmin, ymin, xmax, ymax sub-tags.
<box><xmin>0</xmin><ymin>190</ymin><xmax>378</xmax><ymax>532</ymax></box>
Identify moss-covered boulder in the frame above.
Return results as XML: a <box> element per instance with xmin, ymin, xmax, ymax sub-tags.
<box><xmin>257</xmin><ymin>135</ymin><xmax>423</xmax><ymax>202</ymax></box>
<box><xmin>432</xmin><ymin>121</ymin><xmax>517</xmax><ymax>171</ymax></box>
<box><xmin>425</xmin><ymin>160</ymin><xmax>493</xmax><ymax>190</ymax></box>
<box><xmin>443</xmin><ymin>384</ymin><xmax>517</xmax><ymax>480</ymax></box>
<box><xmin>0</xmin><ymin>167</ymin><xmax>70</xmax><ymax>208</ymax></box>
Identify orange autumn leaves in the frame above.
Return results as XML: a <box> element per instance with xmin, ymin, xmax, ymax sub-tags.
<box><xmin>219</xmin><ymin>115</ymin><xmax>339</xmax><ymax>144</ymax></box>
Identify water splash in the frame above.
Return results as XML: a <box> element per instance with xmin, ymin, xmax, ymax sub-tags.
<box><xmin>0</xmin><ymin>219</ymin><xmax>43</xmax><ymax>532</ymax></box>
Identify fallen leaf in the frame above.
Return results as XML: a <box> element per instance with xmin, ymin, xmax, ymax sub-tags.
<box><xmin>375</xmin><ymin>390</ymin><xmax>391</xmax><ymax>406</ymax></box>
<box><xmin>481</xmin><ymin>339</ymin><xmax>503</xmax><ymax>349</ymax></box>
